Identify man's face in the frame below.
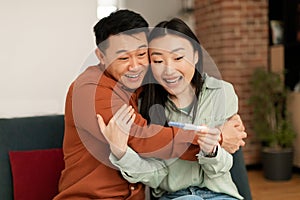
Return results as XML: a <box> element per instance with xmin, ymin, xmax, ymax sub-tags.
<box><xmin>100</xmin><ymin>32</ymin><xmax>149</xmax><ymax>90</ymax></box>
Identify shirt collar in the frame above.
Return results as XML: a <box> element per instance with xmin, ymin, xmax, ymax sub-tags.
<box><xmin>202</xmin><ymin>73</ymin><xmax>223</xmax><ymax>89</ymax></box>
<box><xmin>165</xmin><ymin>73</ymin><xmax>222</xmax><ymax>117</ymax></box>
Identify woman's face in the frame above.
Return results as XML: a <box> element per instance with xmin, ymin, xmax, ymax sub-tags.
<box><xmin>149</xmin><ymin>34</ymin><xmax>198</xmax><ymax>97</ymax></box>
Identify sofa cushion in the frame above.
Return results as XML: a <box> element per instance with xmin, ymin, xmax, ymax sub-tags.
<box><xmin>9</xmin><ymin>148</ymin><xmax>64</xmax><ymax>200</ymax></box>
<box><xmin>0</xmin><ymin>115</ymin><xmax>64</xmax><ymax>200</ymax></box>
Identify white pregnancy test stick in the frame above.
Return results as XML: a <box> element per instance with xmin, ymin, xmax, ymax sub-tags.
<box><xmin>168</xmin><ymin>122</ymin><xmax>206</xmax><ymax>131</ymax></box>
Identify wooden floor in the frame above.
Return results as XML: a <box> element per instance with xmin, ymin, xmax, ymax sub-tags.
<box><xmin>247</xmin><ymin>168</ymin><xmax>300</xmax><ymax>200</ymax></box>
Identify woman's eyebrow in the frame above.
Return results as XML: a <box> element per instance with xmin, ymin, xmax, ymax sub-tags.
<box><xmin>150</xmin><ymin>47</ymin><xmax>185</xmax><ymax>56</ymax></box>
<box><xmin>171</xmin><ymin>47</ymin><xmax>185</xmax><ymax>53</ymax></box>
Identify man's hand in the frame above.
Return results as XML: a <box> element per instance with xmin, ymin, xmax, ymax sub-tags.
<box><xmin>219</xmin><ymin>114</ymin><xmax>247</xmax><ymax>154</ymax></box>
<box><xmin>97</xmin><ymin>104</ymin><xmax>136</xmax><ymax>159</ymax></box>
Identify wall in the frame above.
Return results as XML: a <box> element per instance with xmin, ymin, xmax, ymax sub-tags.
<box><xmin>120</xmin><ymin>0</ymin><xmax>183</xmax><ymax>27</ymax></box>
<box><xmin>0</xmin><ymin>0</ymin><xmax>97</xmax><ymax>118</ymax></box>
<box><xmin>0</xmin><ymin>0</ymin><xmax>189</xmax><ymax>118</ymax></box>
<box><xmin>194</xmin><ymin>0</ymin><xmax>269</xmax><ymax>165</ymax></box>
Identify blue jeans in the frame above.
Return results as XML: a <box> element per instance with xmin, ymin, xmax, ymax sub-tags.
<box><xmin>159</xmin><ymin>186</ymin><xmax>238</xmax><ymax>200</ymax></box>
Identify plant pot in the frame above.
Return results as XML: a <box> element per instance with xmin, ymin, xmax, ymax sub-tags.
<box><xmin>262</xmin><ymin>148</ymin><xmax>293</xmax><ymax>181</ymax></box>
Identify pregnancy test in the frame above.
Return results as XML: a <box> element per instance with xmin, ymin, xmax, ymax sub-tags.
<box><xmin>168</xmin><ymin>122</ymin><xmax>206</xmax><ymax>131</ymax></box>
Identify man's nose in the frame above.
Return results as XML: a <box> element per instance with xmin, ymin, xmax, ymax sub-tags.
<box><xmin>128</xmin><ymin>57</ymin><xmax>140</xmax><ymax>71</ymax></box>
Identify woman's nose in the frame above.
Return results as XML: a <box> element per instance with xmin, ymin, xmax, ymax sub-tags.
<box><xmin>164</xmin><ymin>61</ymin><xmax>175</xmax><ymax>75</ymax></box>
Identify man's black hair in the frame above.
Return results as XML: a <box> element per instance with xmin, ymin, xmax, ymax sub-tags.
<box><xmin>93</xmin><ymin>9</ymin><xmax>149</xmax><ymax>52</ymax></box>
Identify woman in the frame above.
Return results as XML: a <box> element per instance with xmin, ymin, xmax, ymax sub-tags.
<box><xmin>98</xmin><ymin>18</ymin><xmax>243</xmax><ymax>200</ymax></box>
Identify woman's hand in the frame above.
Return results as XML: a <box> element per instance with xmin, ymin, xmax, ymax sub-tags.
<box><xmin>219</xmin><ymin>114</ymin><xmax>247</xmax><ymax>154</ymax></box>
<box><xmin>197</xmin><ymin>127</ymin><xmax>221</xmax><ymax>154</ymax></box>
<box><xmin>97</xmin><ymin>104</ymin><xmax>136</xmax><ymax>159</ymax></box>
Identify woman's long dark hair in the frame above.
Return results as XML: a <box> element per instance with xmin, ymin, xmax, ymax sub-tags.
<box><xmin>140</xmin><ymin>18</ymin><xmax>204</xmax><ymax>126</ymax></box>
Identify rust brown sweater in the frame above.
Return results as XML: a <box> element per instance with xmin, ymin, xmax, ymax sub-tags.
<box><xmin>54</xmin><ymin>65</ymin><xmax>200</xmax><ymax>200</ymax></box>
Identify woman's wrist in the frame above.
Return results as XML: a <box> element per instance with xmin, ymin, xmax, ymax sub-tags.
<box><xmin>200</xmin><ymin>145</ymin><xmax>218</xmax><ymax>157</ymax></box>
<box><xmin>111</xmin><ymin>145</ymin><xmax>128</xmax><ymax>160</ymax></box>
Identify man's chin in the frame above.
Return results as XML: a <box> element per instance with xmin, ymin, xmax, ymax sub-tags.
<box><xmin>124</xmin><ymin>85</ymin><xmax>140</xmax><ymax>90</ymax></box>
<box><xmin>122</xmin><ymin>81</ymin><xmax>142</xmax><ymax>90</ymax></box>
<box><xmin>121</xmin><ymin>76</ymin><xmax>144</xmax><ymax>88</ymax></box>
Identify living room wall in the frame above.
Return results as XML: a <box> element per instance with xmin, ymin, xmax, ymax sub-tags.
<box><xmin>194</xmin><ymin>0</ymin><xmax>269</xmax><ymax>165</ymax></box>
<box><xmin>0</xmin><ymin>0</ymin><xmax>97</xmax><ymax>118</ymax></box>
<box><xmin>0</xmin><ymin>0</ymin><xmax>187</xmax><ymax>118</ymax></box>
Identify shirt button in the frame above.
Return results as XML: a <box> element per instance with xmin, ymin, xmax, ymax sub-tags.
<box><xmin>193</xmin><ymin>178</ymin><xmax>197</xmax><ymax>182</ymax></box>
<box><xmin>130</xmin><ymin>186</ymin><xmax>135</xmax><ymax>190</ymax></box>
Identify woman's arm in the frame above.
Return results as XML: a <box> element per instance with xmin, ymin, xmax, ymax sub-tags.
<box><xmin>195</xmin><ymin>126</ymin><xmax>233</xmax><ymax>178</ymax></box>
<box><xmin>109</xmin><ymin>147</ymin><xmax>168</xmax><ymax>188</ymax></box>
<box><xmin>196</xmin><ymin>127</ymin><xmax>233</xmax><ymax>178</ymax></box>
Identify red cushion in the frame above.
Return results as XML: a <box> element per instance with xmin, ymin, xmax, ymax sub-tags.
<box><xmin>9</xmin><ymin>148</ymin><xmax>64</xmax><ymax>200</ymax></box>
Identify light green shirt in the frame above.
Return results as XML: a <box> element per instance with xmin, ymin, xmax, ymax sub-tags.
<box><xmin>110</xmin><ymin>74</ymin><xmax>243</xmax><ymax>199</ymax></box>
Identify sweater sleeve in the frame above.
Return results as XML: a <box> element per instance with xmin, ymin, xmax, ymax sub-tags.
<box><xmin>72</xmin><ymin>69</ymin><xmax>199</xmax><ymax>161</ymax></box>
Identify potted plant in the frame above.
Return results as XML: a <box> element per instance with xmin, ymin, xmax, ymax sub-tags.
<box><xmin>248</xmin><ymin>68</ymin><xmax>296</xmax><ymax>180</ymax></box>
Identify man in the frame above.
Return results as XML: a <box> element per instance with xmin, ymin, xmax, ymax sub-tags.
<box><xmin>54</xmin><ymin>9</ymin><xmax>249</xmax><ymax>200</ymax></box>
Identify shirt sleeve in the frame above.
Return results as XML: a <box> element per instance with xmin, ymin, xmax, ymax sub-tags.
<box><xmin>109</xmin><ymin>147</ymin><xmax>168</xmax><ymax>188</ymax></box>
<box><xmin>197</xmin><ymin>144</ymin><xmax>233</xmax><ymax>179</ymax></box>
<box><xmin>223</xmin><ymin>81</ymin><xmax>239</xmax><ymax>118</ymax></box>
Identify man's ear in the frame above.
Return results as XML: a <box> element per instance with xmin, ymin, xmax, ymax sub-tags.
<box><xmin>95</xmin><ymin>48</ymin><xmax>105</xmax><ymax>65</ymax></box>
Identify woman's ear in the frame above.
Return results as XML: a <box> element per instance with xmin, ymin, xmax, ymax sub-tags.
<box><xmin>95</xmin><ymin>48</ymin><xmax>105</xmax><ymax>65</ymax></box>
<box><xmin>194</xmin><ymin>51</ymin><xmax>199</xmax><ymax>65</ymax></box>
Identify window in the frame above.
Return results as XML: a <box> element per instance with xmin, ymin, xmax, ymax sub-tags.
<box><xmin>97</xmin><ymin>0</ymin><xmax>118</xmax><ymax>19</ymax></box>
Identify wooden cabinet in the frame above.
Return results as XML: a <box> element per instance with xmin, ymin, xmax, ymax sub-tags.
<box><xmin>270</xmin><ymin>45</ymin><xmax>284</xmax><ymax>80</ymax></box>
<box><xmin>287</xmin><ymin>92</ymin><xmax>300</xmax><ymax>167</ymax></box>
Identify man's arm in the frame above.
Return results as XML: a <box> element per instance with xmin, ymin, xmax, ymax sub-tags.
<box><xmin>70</xmin><ymin>68</ymin><xmax>199</xmax><ymax>161</ymax></box>
<box><xmin>72</xmin><ymin>68</ymin><xmax>246</xmax><ymax>161</ymax></box>
<box><xmin>94</xmin><ymin>74</ymin><xmax>199</xmax><ymax>160</ymax></box>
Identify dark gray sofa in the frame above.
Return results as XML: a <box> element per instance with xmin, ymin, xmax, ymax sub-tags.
<box><xmin>0</xmin><ymin>115</ymin><xmax>252</xmax><ymax>200</ymax></box>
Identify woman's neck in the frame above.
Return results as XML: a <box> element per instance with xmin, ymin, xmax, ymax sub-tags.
<box><xmin>169</xmin><ymin>86</ymin><xmax>195</xmax><ymax>109</ymax></box>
